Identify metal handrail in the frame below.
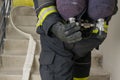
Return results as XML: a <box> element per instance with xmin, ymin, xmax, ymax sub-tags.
<box><xmin>0</xmin><ymin>0</ymin><xmax>6</xmax><ymax>54</ymax></box>
<box><xmin>0</xmin><ymin>0</ymin><xmax>11</xmax><ymax>54</ymax></box>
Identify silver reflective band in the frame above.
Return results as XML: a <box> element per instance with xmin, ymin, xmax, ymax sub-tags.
<box><xmin>36</xmin><ymin>6</ymin><xmax>57</xmax><ymax>27</ymax></box>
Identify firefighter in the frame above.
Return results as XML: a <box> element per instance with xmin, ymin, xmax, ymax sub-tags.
<box><xmin>32</xmin><ymin>0</ymin><xmax>118</xmax><ymax>80</ymax></box>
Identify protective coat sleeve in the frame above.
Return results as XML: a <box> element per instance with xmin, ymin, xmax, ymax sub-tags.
<box><xmin>33</xmin><ymin>0</ymin><xmax>62</xmax><ymax>35</ymax></box>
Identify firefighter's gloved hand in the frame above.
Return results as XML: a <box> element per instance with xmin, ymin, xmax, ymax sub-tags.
<box><xmin>51</xmin><ymin>22</ymin><xmax>82</xmax><ymax>43</ymax></box>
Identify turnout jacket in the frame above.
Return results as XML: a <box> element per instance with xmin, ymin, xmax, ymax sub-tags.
<box><xmin>34</xmin><ymin>0</ymin><xmax>62</xmax><ymax>35</ymax></box>
<box><xmin>33</xmin><ymin>0</ymin><xmax>118</xmax><ymax>57</ymax></box>
<box><xmin>33</xmin><ymin>0</ymin><xmax>118</xmax><ymax>35</ymax></box>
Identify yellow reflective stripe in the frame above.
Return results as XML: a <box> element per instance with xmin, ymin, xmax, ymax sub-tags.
<box><xmin>104</xmin><ymin>22</ymin><xmax>108</xmax><ymax>33</ymax></box>
<box><xmin>92</xmin><ymin>29</ymin><xmax>99</xmax><ymax>34</ymax></box>
<box><xmin>36</xmin><ymin>10</ymin><xmax>57</xmax><ymax>27</ymax></box>
<box><xmin>38</xmin><ymin>6</ymin><xmax>56</xmax><ymax>19</ymax></box>
<box><xmin>36</xmin><ymin>6</ymin><xmax>57</xmax><ymax>27</ymax></box>
<box><xmin>73</xmin><ymin>77</ymin><xmax>89</xmax><ymax>80</ymax></box>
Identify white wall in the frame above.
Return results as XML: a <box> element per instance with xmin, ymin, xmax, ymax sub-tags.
<box><xmin>100</xmin><ymin>1</ymin><xmax>120</xmax><ymax>80</ymax></box>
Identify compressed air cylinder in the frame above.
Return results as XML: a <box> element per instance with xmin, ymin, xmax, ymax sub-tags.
<box><xmin>56</xmin><ymin>0</ymin><xmax>86</xmax><ymax>21</ymax></box>
<box><xmin>88</xmin><ymin>0</ymin><xmax>116</xmax><ymax>20</ymax></box>
<box><xmin>12</xmin><ymin>0</ymin><xmax>34</xmax><ymax>7</ymax></box>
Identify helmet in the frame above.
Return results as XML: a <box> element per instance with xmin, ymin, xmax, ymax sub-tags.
<box><xmin>88</xmin><ymin>0</ymin><xmax>116</xmax><ymax>20</ymax></box>
<box><xmin>56</xmin><ymin>0</ymin><xmax>86</xmax><ymax>21</ymax></box>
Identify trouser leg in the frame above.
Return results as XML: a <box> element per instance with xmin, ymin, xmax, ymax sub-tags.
<box><xmin>71</xmin><ymin>37</ymin><xmax>105</xmax><ymax>80</ymax></box>
<box><xmin>40</xmin><ymin>51</ymin><xmax>73</xmax><ymax>80</ymax></box>
<box><xmin>39</xmin><ymin>34</ymin><xmax>75</xmax><ymax>80</ymax></box>
<box><xmin>73</xmin><ymin>52</ymin><xmax>91</xmax><ymax>80</ymax></box>
<box><xmin>54</xmin><ymin>54</ymin><xmax>73</xmax><ymax>80</ymax></box>
<box><xmin>39</xmin><ymin>35</ymin><xmax>101</xmax><ymax>80</ymax></box>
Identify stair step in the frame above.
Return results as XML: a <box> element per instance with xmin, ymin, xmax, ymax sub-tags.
<box><xmin>91</xmin><ymin>50</ymin><xmax>103</xmax><ymax>67</ymax></box>
<box><xmin>11</xmin><ymin>6</ymin><xmax>37</xmax><ymax>26</ymax></box>
<box><xmin>0</xmin><ymin>69</ymin><xmax>22</xmax><ymax>80</ymax></box>
<box><xmin>4</xmin><ymin>39</ymin><xmax>41</xmax><ymax>55</ymax></box>
<box><xmin>0</xmin><ymin>75</ymin><xmax>41</xmax><ymax>80</ymax></box>
<box><xmin>12</xmin><ymin>7</ymin><xmax>36</xmax><ymax>16</ymax></box>
<box><xmin>0</xmin><ymin>69</ymin><xmax>22</xmax><ymax>74</ymax></box>
<box><xmin>3</xmin><ymin>51</ymin><xmax>27</xmax><ymax>55</ymax></box>
<box><xmin>0</xmin><ymin>54</ymin><xmax>25</xmax><ymax>69</ymax></box>
<box><xmin>17</xmin><ymin>26</ymin><xmax>37</xmax><ymax>34</ymax></box>
<box><xmin>4</xmin><ymin>39</ymin><xmax>28</xmax><ymax>53</ymax></box>
<box><xmin>89</xmin><ymin>67</ymin><xmax>110</xmax><ymax>80</ymax></box>
<box><xmin>30</xmin><ymin>72</ymin><xmax>41</xmax><ymax>80</ymax></box>
<box><xmin>6</xmin><ymin>24</ymin><xmax>28</xmax><ymax>39</ymax></box>
<box><xmin>13</xmin><ymin>16</ymin><xmax>37</xmax><ymax>26</ymax></box>
<box><xmin>6</xmin><ymin>24</ymin><xmax>40</xmax><ymax>40</ymax></box>
<box><xmin>14</xmin><ymin>25</ymin><xmax>40</xmax><ymax>39</ymax></box>
<box><xmin>0</xmin><ymin>71</ymin><xmax>41</xmax><ymax>80</ymax></box>
<box><xmin>0</xmin><ymin>54</ymin><xmax>39</xmax><ymax>71</ymax></box>
<box><xmin>0</xmin><ymin>67</ymin><xmax>109</xmax><ymax>80</ymax></box>
<box><xmin>0</xmin><ymin>74</ymin><xmax>22</xmax><ymax>80</ymax></box>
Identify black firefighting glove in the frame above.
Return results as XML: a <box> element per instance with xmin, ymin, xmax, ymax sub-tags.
<box><xmin>51</xmin><ymin>22</ymin><xmax>82</xmax><ymax>43</ymax></box>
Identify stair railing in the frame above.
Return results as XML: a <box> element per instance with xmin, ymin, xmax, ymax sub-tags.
<box><xmin>0</xmin><ymin>0</ymin><xmax>11</xmax><ymax>54</ymax></box>
<box><xmin>10</xmin><ymin>6</ymin><xmax>36</xmax><ymax>80</ymax></box>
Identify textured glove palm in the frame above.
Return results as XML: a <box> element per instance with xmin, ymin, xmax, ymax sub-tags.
<box><xmin>51</xmin><ymin>22</ymin><xmax>82</xmax><ymax>43</ymax></box>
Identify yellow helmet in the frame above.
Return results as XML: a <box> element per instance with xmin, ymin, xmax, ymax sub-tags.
<box><xmin>12</xmin><ymin>0</ymin><xmax>34</xmax><ymax>7</ymax></box>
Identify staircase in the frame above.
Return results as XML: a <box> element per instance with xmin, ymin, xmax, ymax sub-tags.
<box><xmin>0</xmin><ymin>7</ymin><xmax>110</xmax><ymax>80</ymax></box>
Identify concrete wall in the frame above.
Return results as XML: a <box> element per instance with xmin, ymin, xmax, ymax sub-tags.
<box><xmin>100</xmin><ymin>1</ymin><xmax>120</xmax><ymax>80</ymax></box>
